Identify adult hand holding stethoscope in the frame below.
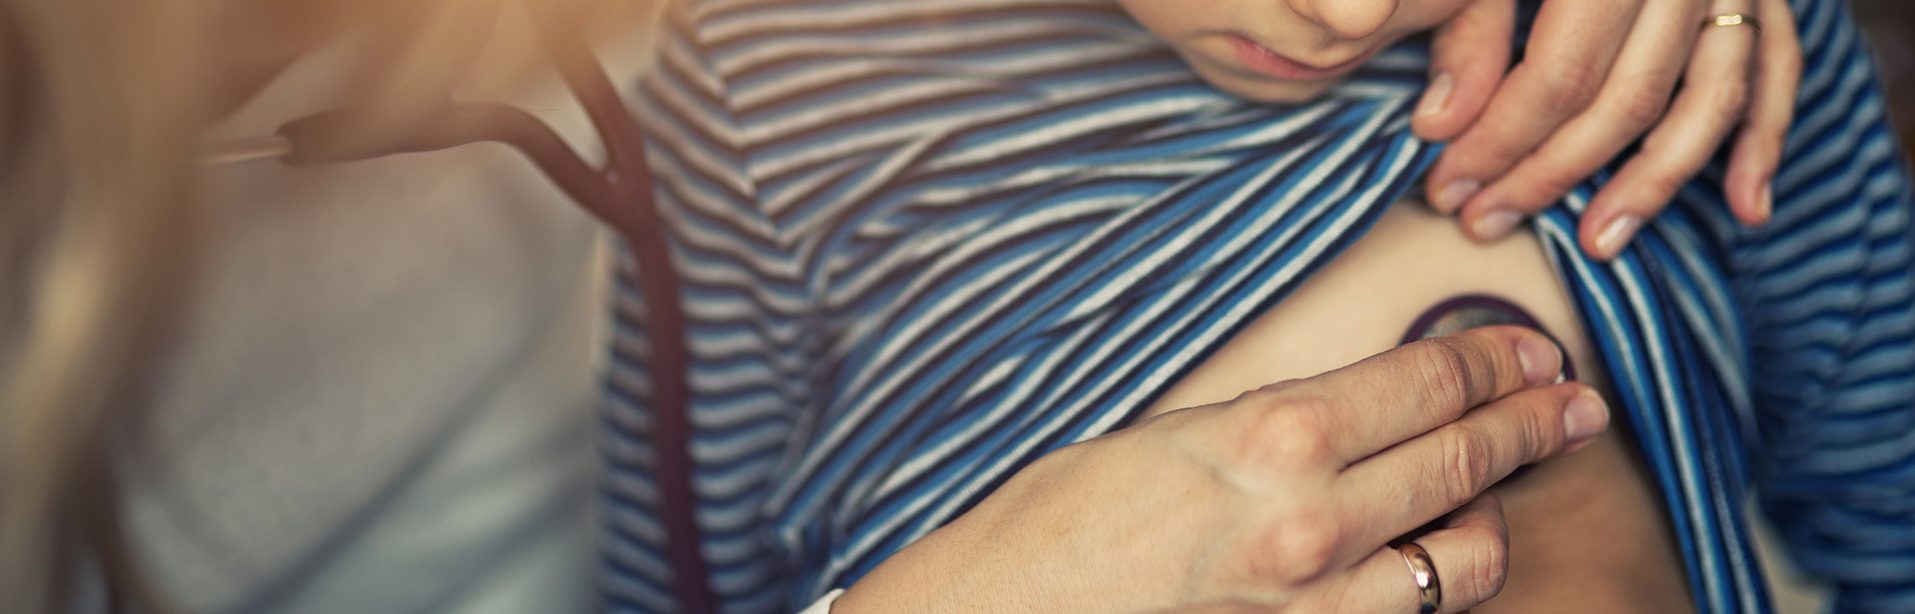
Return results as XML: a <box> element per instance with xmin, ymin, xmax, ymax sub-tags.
<box><xmin>834</xmin><ymin>326</ymin><xmax>1604</xmax><ymax>613</ymax></box>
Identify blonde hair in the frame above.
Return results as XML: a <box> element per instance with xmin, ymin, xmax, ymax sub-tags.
<box><xmin>0</xmin><ymin>0</ymin><xmax>652</xmax><ymax>609</ymax></box>
<box><xmin>2</xmin><ymin>1</ymin><xmax>213</xmax><ymax>609</ymax></box>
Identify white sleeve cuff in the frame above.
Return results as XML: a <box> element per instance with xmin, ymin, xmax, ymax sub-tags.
<box><xmin>797</xmin><ymin>588</ymin><xmax>848</xmax><ymax>614</ymax></box>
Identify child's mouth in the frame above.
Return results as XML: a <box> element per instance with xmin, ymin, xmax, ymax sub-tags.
<box><xmin>1225</xmin><ymin>34</ymin><xmax>1376</xmax><ymax>81</ymax></box>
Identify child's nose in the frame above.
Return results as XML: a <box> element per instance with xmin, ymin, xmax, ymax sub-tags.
<box><xmin>1286</xmin><ymin>0</ymin><xmax>1399</xmax><ymax>40</ymax></box>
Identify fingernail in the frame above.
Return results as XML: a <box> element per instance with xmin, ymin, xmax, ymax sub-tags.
<box><xmin>1563</xmin><ymin>391</ymin><xmax>1610</xmax><ymax>443</ymax></box>
<box><xmin>1517</xmin><ymin>335</ymin><xmax>1563</xmax><ymax>385</ymax></box>
<box><xmin>1757</xmin><ymin>184</ymin><xmax>1773</xmax><ymax>222</ymax></box>
<box><xmin>1417</xmin><ymin>72</ymin><xmax>1454</xmax><ymax>118</ymax></box>
<box><xmin>1434</xmin><ymin>180</ymin><xmax>1480</xmax><ymax>213</ymax></box>
<box><xmin>1595</xmin><ymin>215</ymin><xmax>1642</xmax><ymax>259</ymax></box>
<box><xmin>1472</xmin><ymin>210</ymin><xmax>1523</xmax><ymax>241</ymax></box>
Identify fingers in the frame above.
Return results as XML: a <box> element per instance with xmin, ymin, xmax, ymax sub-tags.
<box><xmin>1253</xmin><ymin>325</ymin><xmax>1564</xmax><ymax>465</ymax></box>
<box><xmin>1451</xmin><ymin>0</ymin><xmax>1705</xmax><ymax>241</ymax></box>
<box><xmin>1579</xmin><ymin>0</ymin><xmax>1761</xmax><ymax>260</ymax></box>
<box><xmin>1424</xmin><ymin>0</ymin><xmax>1645</xmax><ymax>213</ymax></box>
<box><xmin>1724</xmin><ymin>0</ymin><xmax>1800</xmax><ymax>227</ymax></box>
<box><xmin>1331</xmin><ymin>382</ymin><xmax>1608</xmax><ymax>564</ymax></box>
<box><xmin>1333</xmin><ymin>495</ymin><xmax>1510</xmax><ymax>614</ymax></box>
<box><xmin>1412</xmin><ymin>0</ymin><xmax>1516</xmax><ymax>141</ymax></box>
<box><xmin>1405</xmin><ymin>495</ymin><xmax>1512</xmax><ymax>613</ymax></box>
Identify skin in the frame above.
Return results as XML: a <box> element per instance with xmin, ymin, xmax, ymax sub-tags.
<box><xmin>838</xmin><ymin>326</ymin><xmax>1604</xmax><ymax>612</ymax></box>
<box><xmin>1145</xmin><ymin>199</ymin><xmax>1693</xmax><ymax>612</ymax></box>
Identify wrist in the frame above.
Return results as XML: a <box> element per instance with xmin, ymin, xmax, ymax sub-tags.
<box><xmin>831</xmin><ymin>531</ymin><xmax>983</xmax><ymax>614</ymax></box>
<box><xmin>831</xmin><ymin>518</ymin><xmax>1063</xmax><ymax>614</ymax></box>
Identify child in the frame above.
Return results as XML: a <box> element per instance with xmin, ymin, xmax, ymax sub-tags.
<box><xmin>600</xmin><ymin>0</ymin><xmax>1912</xmax><ymax>612</ymax></box>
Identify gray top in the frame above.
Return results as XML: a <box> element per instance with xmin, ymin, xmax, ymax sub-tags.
<box><xmin>117</xmin><ymin>22</ymin><xmax>627</xmax><ymax>613</ymax></box>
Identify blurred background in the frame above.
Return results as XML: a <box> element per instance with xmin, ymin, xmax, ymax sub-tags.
<box><xmin>1854</xmin><ymin>0</ymin><xmax>1915</xmax><ymax>152</ymax></box>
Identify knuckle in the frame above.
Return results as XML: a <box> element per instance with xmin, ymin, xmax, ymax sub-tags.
<box><xmin>1473</xmin><ymin>134</ymin><xmax>1532</xmax><ymax>169</ymax></box>
<box><xmin>1233</xmin><ymin>385</ymin><xmax>1287</xmax><ymax>412</ymax></box>
<box><xmin>1411</xmin><ymin>338</ymin><xmax>1477</xmax><ymax>414</ymax></box>
<box><xmin>1643</xmin><ymin>171</ymin><xmax>1689</xmax><ymax>203</ymax></box>
<box><xmin>1238</xmin><ymin>397</ymin><xmax>1336</xmax><ymax>470</ymax></box>
<box><xmin>1738</xmin><ymin>127</ymin><xmax>1786</xmax><ymax>164</ymax></box>
<box><xmin>1713</xmin><ymin>81</ymin><xmax>1753</xmax><ymax>119</ymax></box>
<box><xmin>1464</xmin><ymin>529</ymin><xmax>1512</xmax><ymax>602</ymax></box>
<box><xmin>1511</xmin><ymin>165</ymin><xmax>1582</xmax><ymax>205</ymax></box>
<box><xmin>1514</xmin><ymin>399</ymin><xmax>1557</xmax><ymax>460</ymax></box>
<box><xmin>1439</xmin><ymin>427</ymin><xmax>1496</xmax><ymax>505</ymax></box>
<box><xmin>1539</xmin><ymin>63</ymin><xmax>1602</xmax><ymax>110</ymax></box>
<box><xmin>1248</xmin><ymin>378</ymin><xmax>1305</xmax><ymax>399</ymax></box>
<box><xmin>1258</xmin><ymin>510</ymin><xmax>1343</xmax><ymax>584</ymax></box>
<box><xmin>1612</xmin><ymin>82</ymin><xmax>1671</xmax><ymax>127</ymax></box>
<box><xmin>1270</xmin><ymin>416</ymin><xmax>1336</xmax><ymax>470</ymax></box>
<box><xmin>1756</xmin><ymin>129</ymin><xmax>1788</xmax><ymax>155</ymax></box>
<box><xmin>1621</xmin><ymin>165</ymin><xmax>1686</xmax><ymax>204</ymax></box>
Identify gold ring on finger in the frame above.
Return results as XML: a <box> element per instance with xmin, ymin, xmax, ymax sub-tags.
<box><xmin>1395</xmin><ymin>542</ymin><xmax>1442</xmax><ymax>614</ymax></box>
<box><xmin>1705</xmin><ymin>13</ymin><xmax>1762</xmax><ymax>33</ymax></box>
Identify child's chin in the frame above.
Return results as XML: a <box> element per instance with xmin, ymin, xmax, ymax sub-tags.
<box><xmin>1192</xmin><ymin>67</ymin><xmax>1342</xmax><ymax>104</ymax></box>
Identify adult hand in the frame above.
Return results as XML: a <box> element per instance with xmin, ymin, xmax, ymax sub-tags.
<box><xmin>1414</xmin><ymin>0</ymin><xmax>1801</xmax><ymax>260</ymax></box>
<box><xmin>835</xmin><ymin>326</ymin><xmax>1610</xmax><ymax>613</ymax></box>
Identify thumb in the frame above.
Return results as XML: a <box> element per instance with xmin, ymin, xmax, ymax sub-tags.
<box><xmin>1412</xmin><ymin>0</ymin><xmax>1515</xmax><ymax>142</ymax></box>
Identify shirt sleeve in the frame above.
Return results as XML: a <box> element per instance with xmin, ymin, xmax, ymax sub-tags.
<box><xmin>1740</xmin><ymin>1</ymin><xmax>1915</xmax><ymax>611</ymax></box>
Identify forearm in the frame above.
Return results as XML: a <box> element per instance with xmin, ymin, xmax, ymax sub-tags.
<box><xmin>830</xmin><ymin>516</ymin><xmax>1049</xmax><ymax>614</ymax></box>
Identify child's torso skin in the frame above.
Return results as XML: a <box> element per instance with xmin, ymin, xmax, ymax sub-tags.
<box><xmin>1140</xmin><ymin>198</ymin><xmax>1695</xmax><ymax>612</ymax></box>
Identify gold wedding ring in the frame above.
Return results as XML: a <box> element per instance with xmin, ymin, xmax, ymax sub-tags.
<box><xmin>1396</xmin><ymin>542</ymin><xmax>1442</xmax><ymax>614</ymax></box>
<box><xmin>1706</xmin><ymin>13</ymin><xmax>1762</xmax><ymax>33</ymax></box>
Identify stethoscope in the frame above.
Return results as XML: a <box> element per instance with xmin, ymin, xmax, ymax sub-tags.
<box><xmin>202</xmin><ymin>12</ymin><xmax>715</xmax><ymax>612</ymax></box>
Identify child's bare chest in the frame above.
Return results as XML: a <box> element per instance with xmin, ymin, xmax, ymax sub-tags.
<box><xmin>1142</xmin><ymin>198</ymin><xmax>1610</xmax><ymax>418</ymax></box>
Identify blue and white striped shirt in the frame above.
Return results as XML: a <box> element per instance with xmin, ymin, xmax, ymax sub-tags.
<box><xmin>600</xmin><ymin>0</ymin><xmax>1915</xmax><ymax>611</ymax></box>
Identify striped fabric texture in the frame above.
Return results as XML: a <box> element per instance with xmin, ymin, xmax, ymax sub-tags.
<box><xmin>599</xmin><ymin>0</ymin><xmax>1915</xmax><ymax>611</ymax></box>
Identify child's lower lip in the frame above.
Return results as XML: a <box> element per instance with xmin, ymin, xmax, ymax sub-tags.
<box><xmin>1226</xmin><ymin>35</ymin><xmax>1373</xmax><ymax>81</ymax></box>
